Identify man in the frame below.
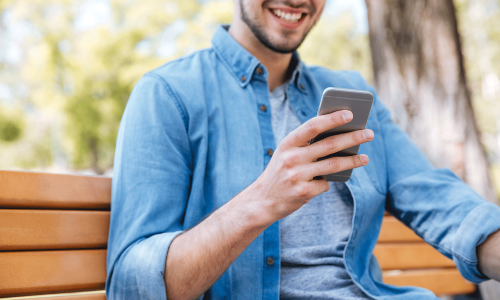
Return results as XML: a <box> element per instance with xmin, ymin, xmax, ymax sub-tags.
<box><xmin>106</xmin><ymin>0</ymin><xmax>500</xmax><ymax>299</ymax></box>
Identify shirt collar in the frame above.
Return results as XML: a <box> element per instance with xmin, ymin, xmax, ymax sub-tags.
<box><xmin>211</xmin><ymin>24</ymin><xmax>307</xmax><ymax>94</ymax></box>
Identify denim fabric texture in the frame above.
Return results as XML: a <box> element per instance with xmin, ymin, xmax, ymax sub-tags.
<box><xmin>106</xmin><ymin>25</ymin><xmax>500</xmax><ymax>300</ymax></box>
<box><xmin>269</xmin><ymin>83</ymin><xmax>370</xmax><ymax>299</ymax></box>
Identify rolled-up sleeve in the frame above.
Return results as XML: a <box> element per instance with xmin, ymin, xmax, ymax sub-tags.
<box><xmin>106</xmin><ymin>73</ymin><xmax>193</xmax><ymax>299</ymax></box>
<box><xmin>369</xmin><ymin>83</ymin><xmax>500</xmax><ymax>284</ymax></box>
<box><xmin>452</xmin><ymin>202</ymin><xmax>500</xmax><ymax>282</ymax></box>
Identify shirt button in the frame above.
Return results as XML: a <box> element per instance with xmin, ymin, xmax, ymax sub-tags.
<box><xmin>267</xmin><ymin>148</ymin><xmax>274</xmax><ymax>156</ymax></box>
<box><xmin>240</xmin><ymin>75</ymin><xmax>247</xmax><ymax>82</ymax></box>
<box><xmin>300</xmin><ymin>84</ymin><xmax>305</xmax><ymax>90</ymax></box>
<box><xmin>256</xmin><ymin>67</ymin><xmax>264</xmax><ymax>75</ymax></box>
<box><xmin>267</xmin><ymin>257</ymin><xmax>274</xmax><ymax>266</ymax></box>
<box><xmin>260</xmin><ymin>104</ymin><xmax>267</xmax><ymax>112</ymax></box>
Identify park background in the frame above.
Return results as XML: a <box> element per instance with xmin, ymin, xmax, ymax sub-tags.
<box><xmin>0</xmin><ymin>0</ymin><xmax>500</xmax><ymax>299</ymax></box>
<box><xmin>1</xmin><ymin>0</ymin><xmax>499</xmax><ymax>194</ymax></box>
<box><xmin>0</xmin><ymin>0</ymin><xmax>498</xmax><ymax>190</ymax></box>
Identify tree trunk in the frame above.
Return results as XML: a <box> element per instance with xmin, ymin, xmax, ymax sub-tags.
<box><xmin>365</xmin><ymin>0</ymin><xmax>500</xmax><ymax>298</ymax></box>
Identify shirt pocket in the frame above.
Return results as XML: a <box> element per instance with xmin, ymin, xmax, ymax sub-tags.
<box><xmin>358</xmin><ymin>119</ymin><xmax>387</xmax><ymax>195</ymax></box>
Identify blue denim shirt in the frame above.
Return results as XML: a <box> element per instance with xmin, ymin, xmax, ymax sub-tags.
<box><xmin>106</xmin><ymin>25</ymin><xmax>500</xmax><ymax>300</ymax></box>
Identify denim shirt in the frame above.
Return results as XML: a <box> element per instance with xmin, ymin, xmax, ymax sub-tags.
<box><xmin>106</xmin><ymin>25</ymin><xmax>500</xmax><ymax>300</ymax></box>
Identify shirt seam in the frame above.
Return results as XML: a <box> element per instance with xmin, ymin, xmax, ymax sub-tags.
<box><xmin>149</xmin><ymin>47</ymin><xmax>213</xmax><ymax>75</ymax></box>
<box><xmin>423</xmin><ymin>238</ymin><xmax>477</xmax><ymax>266</ymax></box>
<box><xmin>387</xmin><ymin>173</ymin><xmax>482</xmax><ymax>267</ymax></box>
<box><xmin>143</xmin><ymin>72</ymin><xmax>189</xmax><ymax>131</ymax></box>
<box><xmin>366</xmin><ymin>85</ymin><xmax>390</xmax><ymax>196</ymax></box>
<box><xmin>212</xmin><ymin>43</ymin><xmax>244</xmax><ymax>86</ymax></box>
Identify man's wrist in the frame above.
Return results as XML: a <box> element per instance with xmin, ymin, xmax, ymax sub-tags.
<box><xmin>477</xmin><ymin>229</ymin><xmax>500</xmax><ymax>281</ymax></box>
<box><xmin>228</xmin><ymin>180</ymin><xmax>277</xmax><ymax>231</ymax></box>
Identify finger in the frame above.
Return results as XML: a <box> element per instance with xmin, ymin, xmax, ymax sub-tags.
<box><xmin>308</xmin><ymin>178</ymin><xmax>331</xmax><ymax>197</ymax></box>
<box><xmin>302</xmin><ymin>154</ymin><xmax>369</xmax><ymax>180</ymax></box>
<box><xmin>282</xmin><ymin>110</ymin><xmax>353</xmax><ymax>148</ymax></box>
<box><xmin>304</xmin><ymin>129</ymin><xmax>374</xmax><ymax>162</ymax></box>
<box><xmin>296</xmin><ymin>179</ymin><xmax>330</xmax><ymax>201</ymax></box>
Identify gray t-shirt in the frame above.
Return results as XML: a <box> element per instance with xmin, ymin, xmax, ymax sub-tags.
<box><xmin>269</xmin><ymin>84</ymin><xmax>370</xmax><ymax>300</ymax></box>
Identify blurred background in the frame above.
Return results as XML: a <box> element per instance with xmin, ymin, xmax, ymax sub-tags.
<box><xmin>0</xmin><ymin>0</ymin><xmax>373</xmax><ymax>176</ymax></box>
<box><xmin>1</xmin><ymin>0</ymin><xmax>499</xmax><ymax>193</ymax></box>
<box><xmin>0</xmin><ymin>0</ymin><xmax>499</xmax><ymax>298</ymax></box>
<box><xmin>0</xmin><ymin>1</ymin><xmax>497</xmax><ymax>178</ymax></box>
<box><xmin>0</xmin><ymin>0</ymin><xmax>498</xmax><ymax>195</ymax></box>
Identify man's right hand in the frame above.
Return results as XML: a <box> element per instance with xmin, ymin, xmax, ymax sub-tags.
<box><xmin>248</xmin><ymin>109</ymin><xmax>374</xmax><ymax>225</ymax></box>
<box><xmin>165</xmin><ymin>109</ymin><xmax>373</xmax><ymax>300</ymax></box>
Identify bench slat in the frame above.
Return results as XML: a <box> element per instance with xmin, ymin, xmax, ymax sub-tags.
<box><xmin>0</xmin><ymin>171</ymin><xmax>111</xmax><ymax>210</ymax></box>
<box><xmin>0</xmin><ymin>210</ymin><xmax>109</xmax><ymax>251</ymax></box>
<box><xmin>374</xmin><ymin>243</ymin><xmax>455</xmax><ymax>270</ymax></box>
<box><xmin>1</xmin><ymin>291</ymin><xmax>106</xmax><ymax>300</ymax></box>
<box><xmin>378</xmin><ymin>216</ymin><xmax>422</xmax><ymax>242</ymax></box>
<box><xmin>0</xmin><ymin>168</ymin><xmax>475</xmax><ymax>298</ymax></box>
<box><xmin>0</xmin><ymin>250</ymin><xmax>106</xmax><ymax>297</ymax></box>
<box><xmin>383</xmin><ymin>268</ymin><xmax>476</xmax><ymax>295</ymax></box>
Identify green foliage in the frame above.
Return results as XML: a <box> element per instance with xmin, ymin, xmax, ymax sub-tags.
<box><xmin>0</xmin><ymin>0</ymin><xmax>200</xmax><ymax>173</ymax></box>
<box><xmin>0</xmin><ymin>121</ymin><xmax>21</xmax><ymax>142</ymax></box>
<box><xmin>454</xmin><ymin>0</ymin><xmax>500</xmax><ymax>196</ymax></box>
<box><xmin>0</xmin><ymin>119</ymin><xmax>22</xmax><ymax>142</ymax></box>
<box><xmin>0</xmin><ymin>0</ymin><xmax>369</xmax><ymax>174</ymax></box>
<box><xmin>1</xmin><ymin>0</ymin><xmax>498</xmax><ymax>182</ymax></box>
<box><xmin>0</xmin><ymin>107</ymin><xmax>24</xmax><ymax>143</ymax></box>
<box><xmin>454</xmin><ymin>0</ymin><xmax>500</xmax><ymax>133</ymax></box>
<box><xmin>14</xmin><ymin>129</ymin><xmax>53</xmax><ymax>169</ymax></box>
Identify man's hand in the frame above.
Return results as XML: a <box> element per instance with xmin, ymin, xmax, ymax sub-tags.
<box><xmin>477</xmin><ymin>229</ymin><xmax>500</xmax><ymax>281</ymax></box>
<box><xmin>249</xmin><ymin>109</ymin><xmax>374</xmax><ymax>224</ymax></box>
<box><xmin>165</xmin><ymin>109</ymin><xmax>374</xmax><ymax>300</ymax></box>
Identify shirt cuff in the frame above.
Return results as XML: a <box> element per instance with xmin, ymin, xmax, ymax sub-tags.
<box><xmin>452</xmin><ymin>202</ymin><xmax>500</xmax><ymax>283</ymax></box>
<box><xmin>108</xmin><ymin>230</ymin><xmax>183</xmax><ymax>300</ymax></box>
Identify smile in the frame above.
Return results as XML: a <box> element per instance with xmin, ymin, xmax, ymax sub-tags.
<box><xmin>270</xmin><ymin>8</ymin><xmax>305</xmax><ymax>23</ymax></box>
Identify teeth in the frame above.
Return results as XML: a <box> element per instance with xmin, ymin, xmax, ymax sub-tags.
<box><xmin>272</xmin><ymin>9</ymin><xmax>303</xmax><ymax>23</ymax></box>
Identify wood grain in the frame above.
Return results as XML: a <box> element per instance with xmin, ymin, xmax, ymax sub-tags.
<box><xmin>0</xmin><ymin>170</ymin><xmax>477</xmax><ymax>298</ymax></box>
<box><xmin>0</xmin><ymin>291</ymin><xmax>106</xmax><ymax>300</ymax></box>
<box><xmin>0</xmin><ymin>170</ymin><xmax>111</xmax><ymax>210</ymax></box>
<box><xmin>0</xmin><ymin>209</ymin><xmax>110</xmax><ymax>251</ymax></box>
<box><xmin>383</xmin><ymin>268</ymin><xmax>476</xmax><ymax>295</ymax></box>
<box><xmin>374</xmin><ymin>242</ymin><xmax>455</xmax><ymax>270</ymax></box>
<box><xmin>0</xmin><ymin>250</ymin><xmax>106</xmax><ymax>297</ymax></box>
<box><xmin>378</xmin><ymin>216</ymin><xmax>422</xmax><ymax>242</ymax></box>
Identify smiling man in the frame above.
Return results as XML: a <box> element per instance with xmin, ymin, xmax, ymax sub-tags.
<box><xmin>106</xmin><ymin>0</ymin><xmax>500</xmax><ymax>299</ymax></box>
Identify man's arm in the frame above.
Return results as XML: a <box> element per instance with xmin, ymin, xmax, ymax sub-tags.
<box><xmin>478</xmin><ymin>229</ymin><xmax>500</xmax><ymax>281</ymax></box>
<box><xmin>164</xmin><ymin>109</ymin><xmax>375</xmax><ymax>300</ymax></box>
<box><xmin>364</xmin><ymin>77</ymin><xmax>500</xmax><ymax>284</ymax></box>
<box><xmin>106</xmin><ymin>75</ymin><xmax>194</xmax><ymax>300</ymax></box>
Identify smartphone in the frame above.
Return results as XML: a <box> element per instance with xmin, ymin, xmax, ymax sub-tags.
<box><xmin>310</xmin><ymin>87</ymin><xmax>374</xmax><ymax>182</ymax></box>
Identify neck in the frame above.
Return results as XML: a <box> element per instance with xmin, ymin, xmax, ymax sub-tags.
<box><xmin>228</xmin><ymin>24</ymin><xmax>292</xmax><ymax>92</ymax></box>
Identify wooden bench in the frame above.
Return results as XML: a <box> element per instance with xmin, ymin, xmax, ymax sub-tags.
<box><xmin>0</xmin><ymin>170</ymin><xmax>475</xmax><ymax>299</ymax></box>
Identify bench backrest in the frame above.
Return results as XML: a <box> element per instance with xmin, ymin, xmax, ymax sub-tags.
<box><xmin>0</xmin><ymin>170</ymin><xmax>109</xmax><ymax>299</ymax></box>
<box><xmin>0</xmin><ymin>170</ymin><xmax>475</xmax><ymax>299</ymax></box>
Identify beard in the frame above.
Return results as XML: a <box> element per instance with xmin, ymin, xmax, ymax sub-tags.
<box><xmin>239</xmin><ymin>0</ymin><xmax>315</xmax><ymax>54</ymax></box>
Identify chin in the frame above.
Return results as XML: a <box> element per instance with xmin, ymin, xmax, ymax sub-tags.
<box><xmin>266</xmin><ymin>33</ymin><xmax>306</xmax><ymax>53</ymax></box>
<box><xmin>237</xmin><ymin>0</ymin><xmax>321</xmax><ymax>54</ymax></box>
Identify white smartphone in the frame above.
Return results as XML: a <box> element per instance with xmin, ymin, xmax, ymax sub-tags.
<box><xmin>310</xmin><ymin>87</ymin><xmax>374</xmax><ymax>182</ymax></box>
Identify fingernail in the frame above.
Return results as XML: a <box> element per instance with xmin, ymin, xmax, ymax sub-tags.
<box><xmin>360</xmin><ymin>154</ymin><xmax>369</xmax><ymax>164</ymax></box>
<box><xmin>363</xmin><ymin>129</ymin><xmax>374</xmax><ymax>140</ymax></box>
<box><xmin>342</xmin><ymin>111</ymin><xmax>353</xmax><ymax>122</ymax></box>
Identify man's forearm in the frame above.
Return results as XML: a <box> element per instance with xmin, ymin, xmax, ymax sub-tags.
<box><xmin>164</xmin><ymin>184</ymin><xmax>273</xmax><ymax>300</ymax></box>
<box><xmin>477</xmin><ymin>229</ymin><xmax>500</xmax><ymax>281</ymax></box>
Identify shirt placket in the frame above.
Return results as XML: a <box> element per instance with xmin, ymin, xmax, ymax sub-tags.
<box><xmin>251</xmin><ymin>68</ymin><xmax>281</xmax><ymax>300</ymax></box>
